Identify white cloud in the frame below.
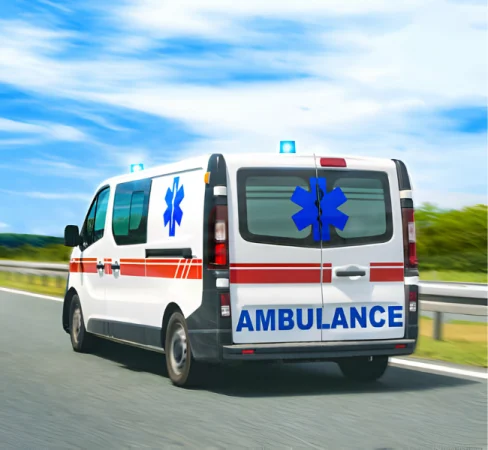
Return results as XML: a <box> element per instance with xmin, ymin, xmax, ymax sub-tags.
<box><xmin>0</xmin><ymin>189</ymin><xmax>91</xmax><ymax>202</ymax></box>
<box><xmin>0</xmin><ymin>222</ymin><xmax>9</xmax><ymax>230</ymax></box>
<box><xmin>0</xmin><ymin>118</ymin><xmax>87</xmax><ymax>142</ymax></box>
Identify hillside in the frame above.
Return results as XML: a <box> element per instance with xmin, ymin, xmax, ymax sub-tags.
<box><xmin>0</xmin><ymin>233</ymin><xmax>63</xmax><ymax>248</ymax></box>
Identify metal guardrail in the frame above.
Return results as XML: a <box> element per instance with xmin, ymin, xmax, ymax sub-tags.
<box><xmin>0</xmin><ymin>260</ymin><xmax>486</xmax><ymax>341</ymax></box>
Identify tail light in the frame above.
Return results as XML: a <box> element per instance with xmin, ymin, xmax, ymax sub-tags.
<box><xmin>408</xmin><ymin>286</ymin><xmax>418</xmax><ymax>312</ymax></box>
<box><xmin>220</xmin><ymin>292</ymin><xmax>230</xmax><ymax>317</ymax></box>
<box><xmin>209</xmin><ymin>204</ymin><xmax>228</xmax><ymax>267</ymax></box>
<box><xmin>402</xmin><ymin>207</ymin><xmax>418</xmax><ymax>269</ymax></box>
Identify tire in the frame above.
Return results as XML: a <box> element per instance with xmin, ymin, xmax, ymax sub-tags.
<box><xmin>338</xmin><ymin>356</ymin><xmax>389</xmax><ymax>382</ymax></box>
<box><xmin>165</xmin><ymin>311</ymin><xmax>201</xmax><ymax>387</ymax></box>
<box><xmin>69</xmin><ymin>295</ymin><xmax>97</xmax><ymax>353</ymax></box>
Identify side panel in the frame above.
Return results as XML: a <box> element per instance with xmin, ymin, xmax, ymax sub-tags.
<box><xmin>101</xmin><ymin>169</ymin><xmax>204</xmax><ymax>346</ymax></box>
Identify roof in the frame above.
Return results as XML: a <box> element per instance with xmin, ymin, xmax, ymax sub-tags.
<box><xmin>94</xmin><ymin>151</ymin><xmax>397</xmax><ymax>192</ymax></box>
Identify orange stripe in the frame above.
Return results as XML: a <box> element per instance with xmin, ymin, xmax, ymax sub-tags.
<box><xmin>146</xmin><ymin>263</ymin><xmax>179</xmax><ymax>278</ymax></box>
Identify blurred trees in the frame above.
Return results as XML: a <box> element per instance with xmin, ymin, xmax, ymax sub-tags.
<box><xmin>416</xmin><ymin>203</ymin><xmax>487</xmax><ymax>273</ymax></box>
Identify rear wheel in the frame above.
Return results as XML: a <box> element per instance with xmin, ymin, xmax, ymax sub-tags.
<box><xmin>165</xmin><ymin>312</ymin><xmax>201</xmax><ymax>387</ymax></box>
<box><xmin>338</xmin><ymin>356</ymin><xmax>389</xmax><ymax>382</ymax></box>
<box><xmin>69</xmin><ymin>295</ymin><xmax>97</xmax><ymax>353</ymax></box>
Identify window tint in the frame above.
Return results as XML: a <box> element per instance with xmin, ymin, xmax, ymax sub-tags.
<box><xmin>94</xmin><ymin>188</ymin><xmax>110</xmax><ymax>242</ymax></box>
<box><xmin>238</xmin><ymin>168</ymin><xmax>392</xmax><ymax>248</ymax></box>
<box><xmin>112</xmin><ymin>179</ymin><xmax>151</xmax><ymax>245</ymax></box>
<box><xmin>82</xmin><ymin>199</ymin><xmax>97</xmax><ymax>248</ymax></box>
<box><xmin>245</xmin><ymin>175</ymin><xmax>310</xmax><ymax>239</ymax></box>
<box><xmin>80</xmin><ymin>186</ymin><xmax>111</xmax><ymax>249</ymax></box>
<box><xmin>129</xmin><ymin>191</ymin><xmax>145</xmax><ymax>231</ymax></box>
<box><xmin>333</xmin><ymin>177</ymin><xmax>387</xmax><ymax>239</ymax></box>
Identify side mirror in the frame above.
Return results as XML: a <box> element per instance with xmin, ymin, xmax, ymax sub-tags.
<box><xmin>64</xmin><ymin>225</ymin><xmax>81</xmax><ymax>247</ymax></box>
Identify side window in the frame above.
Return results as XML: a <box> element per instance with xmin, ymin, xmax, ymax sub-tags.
<box><xmin>81</xmin><ymin>199</ymin><xmax>98</xmax><ymax>248</ymax></box>
<box><xmin>112</xmin><ymin>179</ymin><xmax>152</xmax><ymax>245</ymax></box>
<box><xmin>81</xmin><ymin>186</ymin><xmax>111</xmax><ymax>249</ymax></box>
<box><xmin>93</xmin><ymin>187</ymin><xmax>111</xmax><ymax>243</ymax></box>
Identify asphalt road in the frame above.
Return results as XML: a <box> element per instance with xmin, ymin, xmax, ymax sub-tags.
<box><xmin>0</xmin><ymin>291</ymin><xmax>486</xmax><ymax>449</ymax></box>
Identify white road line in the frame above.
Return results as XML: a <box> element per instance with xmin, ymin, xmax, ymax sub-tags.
<box><xmin>390</xmin><ymin>357</ymin><xmax>488</xmax><ymax>380</ymax></box>
<box><xmin>0</xmin><ymin>287</ymin><xmax>63</xmax><ymax>302</ymax></box>
<box><xmin>0</xmin><ymin>286</ymin><xmax>486</xmax><ymax>380</ymax></box>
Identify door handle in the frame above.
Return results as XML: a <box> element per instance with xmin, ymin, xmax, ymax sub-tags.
<box><xmin>96</xmin><ymin>263</ymin><xmax>105</xmax><ymax>271</ymax></box>
<box><xmin>336</xmin><ymin>270</ymin><xmax>366</xmax><ymax>277</ymax></box>
<box><xmin>111</xmin><ymin>262</ymin><xmax>120</xmax><ymax>271</ymax></box>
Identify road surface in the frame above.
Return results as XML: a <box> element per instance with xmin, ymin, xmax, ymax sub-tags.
<box><xmin>0</xmin><ymin>290</ymin><xmax>486</xmax><ymax>449</ymax></box>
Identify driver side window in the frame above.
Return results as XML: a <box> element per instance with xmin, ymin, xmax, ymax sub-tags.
<box><xmin>81</xmin><ymin>187</ymin><xmax>111</xmax><ymax>249</ymax></box>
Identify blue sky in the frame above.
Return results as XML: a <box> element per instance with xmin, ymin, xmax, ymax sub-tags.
<box><xmin>0</xmin><ymin>0</ymin><xmax>486</xmax><ymax>236</ymax></box>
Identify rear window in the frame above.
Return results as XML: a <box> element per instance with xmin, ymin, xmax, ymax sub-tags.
<box><xmin>237</xmin><ymin>168</ymin><xmax>392</xmax><ymax>248</ymax></box>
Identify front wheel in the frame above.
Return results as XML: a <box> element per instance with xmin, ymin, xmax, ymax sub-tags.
<box><xmin>69</xmin><ymin>295</ymin><xmax>97</xmax><ymax>353</ymax></box>
<box><xmin>338</xmin><ymin>356</ymin><xmax>389</xmax><ymax>382</ymax></box>
<box><xmin>165</xmin><ymin>312</ymin><xmax>201</xmax><ymax>387</ymax></box>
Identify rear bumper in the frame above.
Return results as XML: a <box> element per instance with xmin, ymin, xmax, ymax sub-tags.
<box><xmin>222</xmin><ymin>338</ymin><xmax>417</xmax><ymax>361</ymax></box>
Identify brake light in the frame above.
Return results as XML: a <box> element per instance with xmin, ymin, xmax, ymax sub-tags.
<box><xmin>320</xmin><ymin>157</ymin><xmax>347</xmax><ymax>167</ymax></box>
<box><xmin>409</xmin><ymin>286</ymin><xmax>418</xmax><ymax>312</ymax></box>
<box><xmin>402</xmin><ymin>207</ymin><xmax>417</xmax><ymax>269</ymax></box>
<box><xmin>209</xmin><ymin>204</ymin><xmax>228</xmax><ymax>267</ymax></box>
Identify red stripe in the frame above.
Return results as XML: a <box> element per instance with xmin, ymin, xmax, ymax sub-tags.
<box><xmin>146</xmin><ymin>262</ymin><xmax>177</xmax><ymax>278</ymax></box>
<box><xmin>120</xmin><ymin>262</ymin><xmax>146</xmax><ymax>277</ymax></box>
<box><xmin>370</xmin><ymin>268</ymin><xmax>404</xmax><ymax>282</ymax></box>
<box><xmin>69</xmin><ymin>257</ymin><xmax>203</xmax><ymax>279</ymax></box>
<box><xmin>322</xmin><ymin>268</ymin><xmax>332</xmax><ymax>283</ymax></box>
<box><xmin>370</xmin><ymin>262</ymin><xmax>404</xmax><ymax>267</ymax></box>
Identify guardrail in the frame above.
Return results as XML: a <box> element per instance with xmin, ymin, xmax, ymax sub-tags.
<box><xmin>0</xmin><ymin>260</ymin><xmax>486</xmax><ymax>341</ymax></box>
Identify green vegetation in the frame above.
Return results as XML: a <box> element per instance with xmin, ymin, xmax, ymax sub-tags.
<box><xmin>416</xmin><ymin>203</ymin><xmax>487</xmax><ymax>274</ymax></box>
<box><xmin>419</xmin><ymin>270</ymin><xmax>487</xmax><ymax>283</ymax></box>
<box><xmin>0</xmin><ymin>272</ymin><xmax>65</xmax><ymax>297</ymax></box>
<box><xmin>414</xmin><ymin>317</ymin><xmax>487</xmax><ymax>367</ymax></box>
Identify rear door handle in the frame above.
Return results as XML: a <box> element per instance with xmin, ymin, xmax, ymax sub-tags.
<box><xmin>336</xmin><ymin>270</ymin><xmax>366</xmax><ymax>277</ymax></box>
<box><xmin>111</xmin><ymin>262</ymin><xmax>120</xmax><ymax>271</ymax></box>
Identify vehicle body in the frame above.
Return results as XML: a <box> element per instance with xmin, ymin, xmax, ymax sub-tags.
<box><xmin>62</xmin><ymin>151</ymin><xmax>419</xmax><ymax>386</ymax></box>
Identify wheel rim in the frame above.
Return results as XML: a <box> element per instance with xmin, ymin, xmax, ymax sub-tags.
<box><xmin>169</xmin><ymin>323</ymin><xmax>187</xmax><ymax>375</ymax></box>
<box><xmin>72</xmin><ymin>307</ymin><xmax>82</xmax><ymax>344</ymax></box>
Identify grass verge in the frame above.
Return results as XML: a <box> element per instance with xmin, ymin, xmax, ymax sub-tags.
<box><xmin>0</xmin><ymin>274</ymin><xmax>486</xmax><ymax>367</ymax></box>
<box><xmin>413</xmin><ymin>316</ymin><xmax>487</xmax><ymax>367</ymax></box>
<box><xmin>419</xmin><ymin>270</ymin><xmax>487</xmax><ymax>283</ymax></box>
<box><xmin>0</xmin><ymin>272</ymin><xmax>65</xmax><ymax>297</ymax></box>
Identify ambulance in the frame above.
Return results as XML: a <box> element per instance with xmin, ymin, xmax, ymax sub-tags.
<box><xmin>62</xmin><ymin>143</ymin><xmax>419</xmax><ymax>387</ymax></box>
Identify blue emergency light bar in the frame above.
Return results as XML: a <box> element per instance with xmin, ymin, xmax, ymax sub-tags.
<box><xmin>280</xmin><ymin>140</ymin><xmax>296</xmax><ymax>154</ymax></box>
<box><xmin>130</xmin><ymin>163</ymin><xmax>144</xmax><ymax>173</ymax></box>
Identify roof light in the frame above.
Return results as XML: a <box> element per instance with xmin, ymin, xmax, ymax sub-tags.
<box><xmin>280</xmin><ymin>140</ymin><xmax>296</xmax><ymax>154</ymax></box>
<box><xmin>130</xmin><ymin>163</ymin><xmax>144</xmax><ymax>173</ymax></box>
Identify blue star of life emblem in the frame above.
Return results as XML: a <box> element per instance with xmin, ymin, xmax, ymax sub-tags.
<box><xmin>290</xmin><ymin>177</ymin><xmax>349</xmax><ymax>241</ymax></box>
<box><xmin>164</xmin><ymin>176</ymin><xmax>184</xmax><ymax>237</ymax></box>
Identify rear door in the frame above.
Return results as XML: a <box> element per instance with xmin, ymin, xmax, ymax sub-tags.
<box><xmin>229</xmin><ymin>158</ymin><xmax>324</xmax><ymax>344</ymax></box>
<box><xmin>316</xmin><ymin>157</ymin><xmax>405</xmax><ymax>341</ymax></box>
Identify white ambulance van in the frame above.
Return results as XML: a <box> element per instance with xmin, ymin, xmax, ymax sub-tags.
<box><xmin>62</xmin><ymin>149</ymin><xmax>419</xmax><ymax>387</ymax></box>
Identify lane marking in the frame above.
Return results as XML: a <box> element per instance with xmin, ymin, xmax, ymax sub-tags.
<box><xmin>0</xmin><ymin>287</ymin><xmax>63</xmax><ymax>302</ymax></box>
<box><xmin>0</xmin><ymin>287</ymin><xmax>486</xmax><ymax>380</ymax></box>
<box><xmin>391</xmin><ymin>357</ymin><xmax>488</xmax><ymax>380</ymax></box>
